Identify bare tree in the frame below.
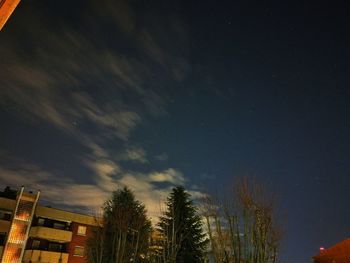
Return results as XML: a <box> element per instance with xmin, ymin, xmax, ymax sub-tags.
<box><xmin>201</xmin><ymin>177</ymin><xmax>282</xmax><ymax>263</ymax></box>
<box><xmin>86</xmin><ymin>213</ymin><xmax>105</xmax><ymax>263</ymax></box>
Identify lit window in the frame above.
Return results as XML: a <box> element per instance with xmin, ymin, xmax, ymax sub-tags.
<box><xmin>77</xmin><ymin>225</ymin><xmax>86</xmax><ymax>236</ymax></box>
<box><xmin>73</xmin><ymin>246</ymin><xmax>84</xmax><ymax>257</ymax></box>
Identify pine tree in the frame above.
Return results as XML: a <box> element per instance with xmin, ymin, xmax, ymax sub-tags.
<box><xmin>158</xmin><ymin>186</ymin><xmax>208</xmax><ymax>263</ymax></box>
<box><xmin>87</xmin><ymin>187</ymin><xmax>152</xmax><ymax>263</ymax></box>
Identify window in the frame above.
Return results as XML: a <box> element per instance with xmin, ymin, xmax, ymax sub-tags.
<box><xmin>53</xmin><ymin>222</ymin><xmax>66</xmax><ymax>230</ymax></box>
<box><xmin>77</xmin><ymin>225</ymin><xmax>86</xmax><ymax>236</ymax></box>
<box><xmin>32</xmin><ymin>240</ymin><xmax>40</xmax><ymax>249</ymax></box>
<box><xmin>0</xmin><ymin>210</ymin><xmax>12</xmax><ymax>221</ymax></box>
<box><xmin>73</xmin><ymin>246</ymin><xmax>84</xmax><ymax>257</ymax></box>
<box><xmin>37</xmin><ymin>218</ymin><xmax>45</xmax><ymax>226</ymax></box>
<box><xmin>0</xmin><ymin>232</ymin><xmax>6</xmax><ymax>245</ymax></box>
<box><xmin>48</xmin><ymin>243</ymin><xmax>62</xmax><ymax>252</ymax></box>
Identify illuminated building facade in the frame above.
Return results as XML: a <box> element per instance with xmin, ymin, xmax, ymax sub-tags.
<box><xmin>0</xmin><ymin>0</ymin><xmax>21</xmax><ymax>30</ymax></box>
<box><xmin>313</xmin><ymin>238</ymin><xmax>350</xmax><ymax>263</ymax></box>
<box><xmin>0</xmin><ymin>187</ymin><xmax>97</xmax><ymax>263</ymax></box>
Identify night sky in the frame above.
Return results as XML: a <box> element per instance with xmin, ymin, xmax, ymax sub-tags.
<box><xmin>1</xmin><ymin>1</ymin><xmax>350</xmax><ymax>262</ymax></box>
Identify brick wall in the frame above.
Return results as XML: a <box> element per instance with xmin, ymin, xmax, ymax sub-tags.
<box><xmin>67</xmin><ymin>222</ymin><xmax>92</xmax><ymax>263</ymax></box>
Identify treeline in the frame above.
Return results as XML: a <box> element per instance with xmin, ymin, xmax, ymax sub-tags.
<box><xmin>86</xmin><ymin>178</ymin><xmax>281</xmax><ymax>263</ymax></box>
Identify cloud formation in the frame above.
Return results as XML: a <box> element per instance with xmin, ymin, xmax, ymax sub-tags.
<box><xmin>0</xmin><ymin>152</ymin><xmax>192</xmax><ymax>221</ymax></box>
<box><xmin>119</xmin><ymin>146</ymin><xmax>148</xmax><ymax>164</ymax></box>
<box><xmin>149</xmin><ymin>168</ymin><xmax>186</xmax><ymax>185</ymax></box>
<box><xmin>0</xmin><ymin>0</ymin><xmax>199</xmax><ymax>222</ymax></box>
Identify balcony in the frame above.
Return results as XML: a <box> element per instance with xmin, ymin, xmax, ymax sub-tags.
<box><xmin>0</xmin><ymin>219</ymin><xmax>11</xmax><ymax>232</ymax></box>
<box><xmin>29</xmin><ymin>226</ymin><xmax>72</xmax><ymax>243</ymax></box>
<box><xmin>23</xmin><ymin>250</ymin><xmax>69</xmax><ymax>263</ymax></box>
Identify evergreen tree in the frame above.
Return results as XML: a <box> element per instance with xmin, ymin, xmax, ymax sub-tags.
<box><xmin>87</xmin><ymin>187</ymin><xmax>152</xmax><ymax>263</ymax></box>
<box><xmin>158</xmin><ymin>186</ymin><xmax>208</xmax><ymax>263</ymax></box>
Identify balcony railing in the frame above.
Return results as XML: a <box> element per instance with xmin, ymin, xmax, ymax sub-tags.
<box><xmin>23</xmin><ymin>250</ymin><xmax>69</xmax><ymax>263</ymax></box>
<box><xmin>29</xmin><ymin>226</ymin><xmax>72</xmax><ymax>243</ymax></box>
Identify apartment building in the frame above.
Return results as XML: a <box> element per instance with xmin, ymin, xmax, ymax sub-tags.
<box><xmin>0</xmin><ymin>186</ymin><xmax>97</xmax><ymax>263</ymax></box>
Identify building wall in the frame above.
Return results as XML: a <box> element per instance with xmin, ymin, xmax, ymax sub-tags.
<box><xmin>0</xmin><ymin>193</ymin><xmax>98</xmax><ymax>263</ymax></box>
<box><xmin>0</xmin><ymin>198</ymin><xmax>15</xmax><ymax>259</ymax></box>
<box><xmin>0</xmin><ymin>220</ymin><xmax>10</xmax><ymax>233</ymax></box>
<box><xmin>0</xmin><ymin>198</ymin><xmax>16</xmax><ymax>211</ymax></box>
<box><xmin>68</xmin><ymin>222</ymin><xmax>93</xmax><ymax>263</ymax></box>
<box><xmin>313</xmin><ymin>238</ymin><xmax>350</xmax><ymax>263</ymax></box>
<box><xmin>36</xmin><ymin>206</ymin><xmax>96</xmax><ymax>226</ymax></box>
<box><xmin>23</xmin><ymin>250</ymin><xmax>69</xmax><ymax>263</ymax></box>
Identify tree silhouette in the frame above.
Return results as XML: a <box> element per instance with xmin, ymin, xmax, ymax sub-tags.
<box><xmin>158</xmin><ymin>186</ymin><xmax>208</xmax><ymax>263</ymax></box>
<box><xmin>87</xmin><ymin>187</ymin><xmax>151</xmax><ymax>263</ymax></box>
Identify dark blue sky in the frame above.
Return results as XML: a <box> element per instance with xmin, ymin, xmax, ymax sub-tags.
<box><xmin>1</xmin><ymin>1</ymin><xmax>350</xmax><ymax>262</ymax></box>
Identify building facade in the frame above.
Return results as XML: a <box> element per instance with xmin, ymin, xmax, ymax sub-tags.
<box><xmin>313</xmin><ymin>238</ymin><xmax>350</xmax><ymax>263</ymax></box>
<box><xmin>0</xmin><ymin>187</ymin><xmax>97</xmax><ymax>263</ymax></box>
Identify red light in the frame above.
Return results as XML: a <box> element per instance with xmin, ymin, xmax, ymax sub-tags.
<box><xmin>320</xmin><ymin>247</ymin><xmax>325</xmax><ymax>251</ymax></box>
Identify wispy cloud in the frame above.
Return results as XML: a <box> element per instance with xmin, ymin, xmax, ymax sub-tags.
<box><xmin>85</xmin><ymin>159</ymin><xmax>121</xmax><ymax>192</ymax></box>
<box><xmin>149</xmin><ymin>168</ymin><xmax>186</xmax><ymax>185</ymax></box>
<box><xmin>0</xmin><ymin>145</ymin><xmax>205</xmax><ymax>222</ymax></box>
<box><xmin>0</xmin><ymin>0</ymin><xmax>192</xmax><ymax>138</ymax></box>
<box><xmin>0</xmin><ymin>155</ymin><xmax>189</xmax><ymax>221</ymax></box>
<box><xmin>118</xmin><ymin>146</ymin><xmax>148</xmax><ymax>164</ymax></box>
<box><xmin>72</xmin><ymin>92</ymin><xmax>141</xmax><ymax>141</ymax></box>
<box><xmin>0</xmin><ymin>154</ymin><xmax>107</xmax><ymax>211</ymax></box>
<box><xmin>155</xmin><ymin>153</ymin><xmax>169</xmax><ymax>161</ymax></box>
<box><xmin>0</xmin><ymin>0</ymin><xmax>198</xmax><ymax>222</ymax></box>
